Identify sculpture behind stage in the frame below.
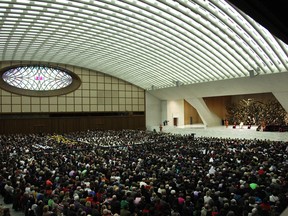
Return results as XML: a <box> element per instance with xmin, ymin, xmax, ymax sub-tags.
<box><xmin>225</xmin><ymin>97</ymin><xmax>288</xmax><ymax>129</ymax></box>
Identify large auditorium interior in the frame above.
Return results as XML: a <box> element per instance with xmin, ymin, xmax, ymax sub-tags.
<box><xmin>0</xmin><ymin>1</ymin><xmax>288</xmax><ymax>216</ymax></box>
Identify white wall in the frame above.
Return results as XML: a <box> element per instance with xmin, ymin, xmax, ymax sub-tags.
<box><xmin>161</xmin><ymin>100</ymin><xmax>168</xmax><ymax>124</ymax></box>
<box><xmin>145</xmin><ymin>91</ymin><xmax>162</xmax><ymax>130</ymax></box>
<box><xmin>146</xmin><ymin>95</ymin><xmax>185</xmax><ymax>128</ymax></box>
<box><xmin>148</xmin><ymin>73</ymin><xmax>288</xmax><ymax>100</ymax></box>
<box><xmin>167</xmin><ymin>99</ymin><xmax>184</xmax><ymax>126</ymax></box>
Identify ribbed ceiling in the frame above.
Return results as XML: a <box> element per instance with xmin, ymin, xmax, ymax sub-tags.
<box><xmin>0</xmin><ymin>0</ymin><xmax>288</xmax><ymax>90</ymax></box>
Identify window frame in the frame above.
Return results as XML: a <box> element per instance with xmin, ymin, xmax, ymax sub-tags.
<box><xmin>0</xmin><ymin>64</ymin><xmax>81</xmax><ymax>97</ymax></box>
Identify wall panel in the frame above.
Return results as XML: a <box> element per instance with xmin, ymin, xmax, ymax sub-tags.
<box><xmin>0</xmin><ymin>114</ymin><xmax>145</xmax><ymax>135</ymax></box>
<box><xmin>184</xmin><ymin>100</ymin><xmax>203</xmax><ymax>125</ymax></box>
<box><xmin>203</xmin><ymin>93</ymin><xmax>274</xmax><ymax>122</ymax></box>
<box><xmin>0</xmin><ymin>61</ymin><xmax>145</xmax><ymax>114</ymax></box>
<box><xmin>0</xmin><ymin>61</ymin><xmax>146</xmax><ymax>134</ymax></box>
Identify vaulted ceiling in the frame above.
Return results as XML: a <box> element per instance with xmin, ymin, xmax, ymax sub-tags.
<box><xmin>0</xmin><ymin>0</ymin><xmax>288</xmax><ymax>90</ymax></box>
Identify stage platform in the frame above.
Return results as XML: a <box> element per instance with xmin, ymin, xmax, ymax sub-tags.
<box><xmin>151</xmin><ymin>124</ymin><xmax>288</xmax><ymax>142</ymax></box>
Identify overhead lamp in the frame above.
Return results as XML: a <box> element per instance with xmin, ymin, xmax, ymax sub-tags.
<box><xmin>172</xmin><ymin>80</ymin><xmax>183</xmax><ymax>87</ymax></box>
<box><xmin>248</xmin><ymin>67</ymin><xmax>260</xmax><ymax>78</ymax></box>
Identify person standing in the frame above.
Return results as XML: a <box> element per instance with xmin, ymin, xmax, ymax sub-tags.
<box><xmin>225</xmin><ymin>119</ymin><xmax>229</xmax><ymax>128</ymax></box>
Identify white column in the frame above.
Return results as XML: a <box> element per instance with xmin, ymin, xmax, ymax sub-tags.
<box><xmin>273</xmin><ymin>91</ymin><xmax>288</xmax><ymax>112</ymax></box>
<box><xmin>185</xmin><ymin>97</ymin><xmax>221</xmax><ymax>127</ymax></box>
<box><xmin>145</xmin><ymin>91</ymin><xmax>162</xmax><ymax>130</ymax></box>
<box><xmin>161</xmin><ymin>100</ymin><xmax>168</xmax><ymax>124</ymax></box>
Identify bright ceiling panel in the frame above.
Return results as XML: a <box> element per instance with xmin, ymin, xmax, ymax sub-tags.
<box><xmin>0</xmin><ymin>0</ymin><xmax>288</xmax><ymax>90</ymax></box>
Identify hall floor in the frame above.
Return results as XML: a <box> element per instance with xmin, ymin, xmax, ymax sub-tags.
<box><xmin>153</xmin><ymin>124</ymin><xmax>288</xmax><ymax>142</ymax></box>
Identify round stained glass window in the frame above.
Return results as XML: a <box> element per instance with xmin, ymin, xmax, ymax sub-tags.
<box><xmin>0</xmin><ymin>65</ymin><xmax>81</xmax><ymax>96</ymax></box>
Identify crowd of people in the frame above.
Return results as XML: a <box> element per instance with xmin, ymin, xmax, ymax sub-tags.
<box><xmin>226</xmin><ymin>99</ymin><xmax>288</xmax><ymax>127</ymax></box>
<box><xmin>0</xmin><ymin>129</ymin><xmax>288</xmax><ymax>216</ymax></box>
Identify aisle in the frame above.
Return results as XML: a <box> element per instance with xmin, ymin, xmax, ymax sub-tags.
<box><xmin>0</xmin><ymin>196</ymin><xmax>23</xmax><ymax>216</ymax></box>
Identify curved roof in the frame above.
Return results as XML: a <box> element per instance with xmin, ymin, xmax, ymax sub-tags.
<box><xmin>0</xmin><ymin>0</ymin><xmax>288</xmax><ymax>90</ymax></box>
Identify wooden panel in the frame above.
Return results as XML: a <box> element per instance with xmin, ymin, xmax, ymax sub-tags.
<box><xmin>184</xmin><ymin>100</ymin><xmax>203</xmax><ymax>125</ymax></box>
<box><xmin>201</xmin><ymin>93</ymin><xmax>276</xmax><ymax>123</ymax></box>
<box><xmin>0</xmin><ymin>113</ymin><xmax>145</xmax><ymax>134</ymax></box>
<box><xmin>203</xmin><ymin>96</ymin><xmax>232</xmax><ymax>120</ymax></box>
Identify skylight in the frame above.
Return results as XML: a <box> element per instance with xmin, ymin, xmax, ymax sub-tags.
<box><xmin>2</xmin><ymin>65</ymin><xmax>72</xmax><ymax>91</ymax></box>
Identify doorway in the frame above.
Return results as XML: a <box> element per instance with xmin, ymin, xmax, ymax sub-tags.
<box><xmin>173</xmin><ymin>117</ymin><xmax>178</xmax><ymax>126</ymax></box>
